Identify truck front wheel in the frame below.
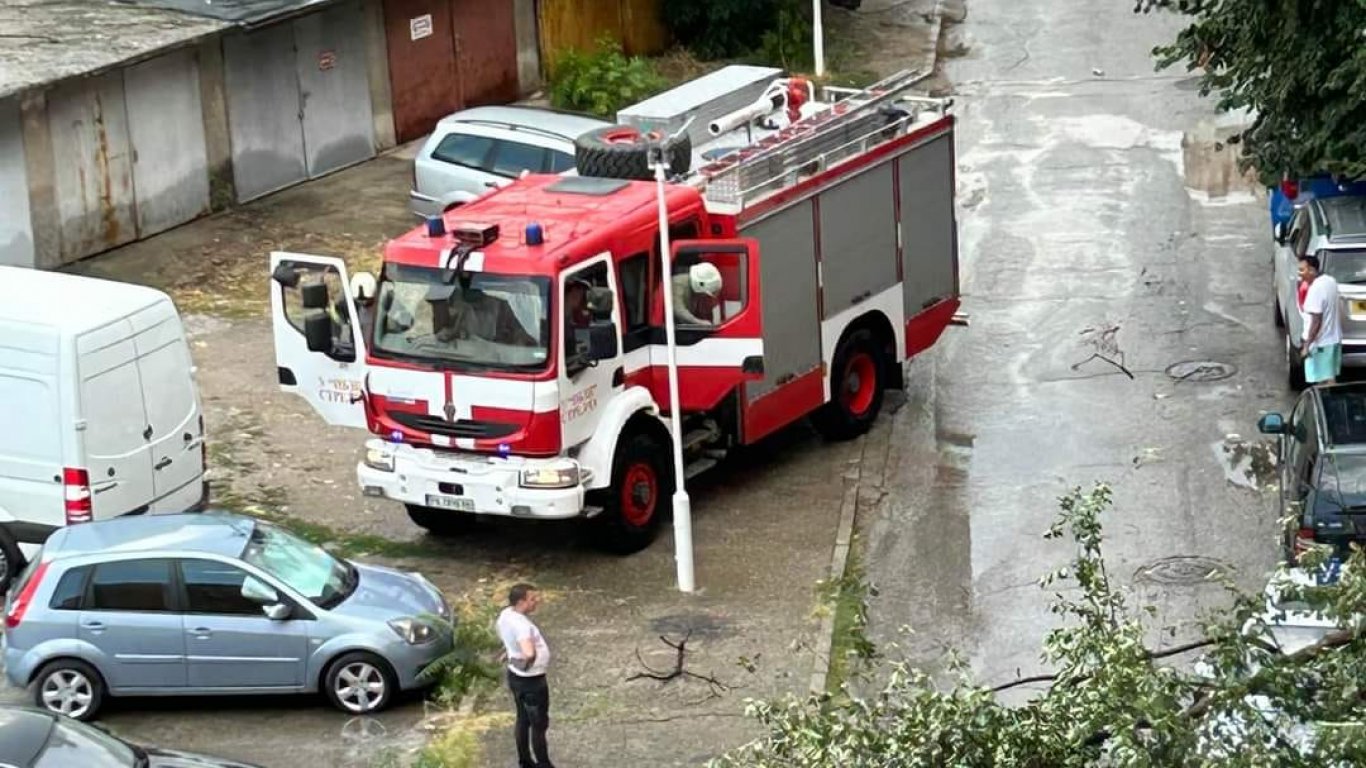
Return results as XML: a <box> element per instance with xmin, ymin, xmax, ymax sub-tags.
<box><xmin>812</xmin><ymin>328</ymin><xmax>886</xmax><ymax>441</ymax></box>
<box><xmin>405</xmin><ymin>504</ymin><xmax>478</xmax><ymax>536</ymax></box>
<box><xmin>593</xmin><ymin>430</ymin><xmax>672</xmax><ymax>554</ymax></box>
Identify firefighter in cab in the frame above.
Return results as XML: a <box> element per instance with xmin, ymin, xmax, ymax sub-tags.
<box><xmin>673</xmin><ymin>262</ymin><xmax>723</xmax><ymax>326</ymax></box>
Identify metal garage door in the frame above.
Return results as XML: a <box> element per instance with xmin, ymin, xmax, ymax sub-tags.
<box><xmin>450</xmin><ymin>0</ymin><xmax>519</xmax><ymax>106</ymax></box>
<box><xmin>383</xmin><ymin>0</ymin><xmax>461</xmax><ymax>143</ymax></box>
<box><xmin>224</xmin><ymin>23</ymin><xmax>308</xmax><ymax>202</ymax></box>
<box><xmin>0</xmin><ymin>98</ymin><xmax>34</xmax><ymax>267</ymax></box>
<box><xmin>125</xmin><ymin>49</ymin><xmax>211</xmax><ymax>237</ymax></box>
<box><xmin>294</xmin><ymin>1</ymin><xmax>375</xmax><ymax>177</ymax></box>
<box><xmin>47</xmin><ymin>71</ymin><xmax>137</xmax><ymax>261</ymax></box>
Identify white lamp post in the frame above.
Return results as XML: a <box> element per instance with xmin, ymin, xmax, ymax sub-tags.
<box><xmin>813</xmin><ymin>0</ymin><xmax>826</xmax><ymax>77</ymax></box>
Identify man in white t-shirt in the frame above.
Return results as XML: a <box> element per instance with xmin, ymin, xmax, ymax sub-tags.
<box><xmin>497</xmin><ymin>583</ymin><xmax>554</xmax><ymax>768</ymax></box>
<box><xmin>1299</xmin><ymin>254</ymin><xmax>1343</xmax><ymax>385</ymax></box>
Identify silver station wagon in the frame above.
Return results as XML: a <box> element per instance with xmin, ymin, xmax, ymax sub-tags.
<box><xmin>3</xmin><ymin>512</ymin><xmax>451</xmax><ymax>720</ymax></box>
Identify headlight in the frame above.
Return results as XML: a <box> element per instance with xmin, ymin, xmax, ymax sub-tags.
<box><xmin>519</xmin><ymin>465</ymin><xmax>579</xmax><ymax>489</ymax></box>
<box><xmin>364</xmin><ymin>446</ymin><xmax>395</xmax><ymax>472</ymax></box>
<box><xmin>388</xmin><ymin>617</ymin><xmax>437</xmax><ymax>645</ymax></box>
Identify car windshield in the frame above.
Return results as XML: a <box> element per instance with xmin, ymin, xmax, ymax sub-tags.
<box><xmin>1321</xmin><ymin>249</ymin><xmax>1366</xmax><ymax>285</ymax></box>
<box><xmin>372</xmin><ymin>263</ymin><xmax>550</xmax><ymax>372</ymax></box>
<box><xmin>34</xmin><ymin>718</ymin><xmax>138</xmax><ymax>768</ymax></box>
<box><xmin>241</xmin><ymin>521</ymin><xmax>355</xmax><ymax>608</ymax></box>
<box><xmin>1321</xmin><ymin>452</ymin><xmax>1366</xmax><ymax>512</ymax></box>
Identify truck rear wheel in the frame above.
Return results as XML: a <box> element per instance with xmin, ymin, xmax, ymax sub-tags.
<box><xmin>812</xmin><ymin>329</ymin><xmax>886</xmax><ymax>441</ymax></box>
<box><xmin>575</xmin><ymin>125</ymin><xmax>691</xmax><ymax>181</ymax></box>
<box><xmin>594</xmin><ymin>430</ymin><xmax>672</xmax><ymax>554</ymax></box>
<box><xmin>405</xmin><ymin>504</ymin><xmax>478</xmax><ymax>536</ymax></box>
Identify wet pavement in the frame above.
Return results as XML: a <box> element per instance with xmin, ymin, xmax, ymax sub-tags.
<box><xmin>862</xmin><ymin>0</ymin><xmax>1288</xmax><ymax>687</ymax></box>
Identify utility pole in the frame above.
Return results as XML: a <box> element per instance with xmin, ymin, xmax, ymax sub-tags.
<box><xmin>813</xmin><ymin>0</ymin><xmax>826</xmax><ymax>77</ymax></box>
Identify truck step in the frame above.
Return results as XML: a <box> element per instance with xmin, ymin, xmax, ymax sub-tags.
<box><xmin>685</xmin><ymin>457</ymin><xmax>718</xmax><ymax>481</ymax></box>
<box><xmin>683</xmin><ymin>426</ymin><xmax>720</xmax><ymax>450</ymax></box>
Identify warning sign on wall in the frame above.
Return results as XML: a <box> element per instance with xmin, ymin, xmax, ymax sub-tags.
<box><xmin>410</xmin><ymin>14</ymin><xmax>433</xmax><ymax>40</ymax></box>
<box><xmin>318</xmin><ymin>50</ymin><xmax>337</xmax><ymax>70</ymax></box>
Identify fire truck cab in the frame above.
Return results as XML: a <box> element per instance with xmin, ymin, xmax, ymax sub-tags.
<box><xmin>269</xmin><ymin>68</ymin><xmax>960</xmax><ymax>554</ymax></box>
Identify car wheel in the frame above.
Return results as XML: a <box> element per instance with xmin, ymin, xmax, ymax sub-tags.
<box><xmin>0</xmin><ymin>527</ymin><xmax>23</xmax><ymax>595</ymax></box>
<box><xmin>592</xmin><ymin>428</ymin><xmax>672</xmax><ymax>555</ymax></box>
<box><xmin>324</xmin><ymin>652</ymin><xmax>396</xmax><ymax>715</ymax></box>
<box><xmin>812</xmin><ymin>328</ymin><xmax>888</xmax><ymax>441</ymax></box>
<box><xmin>1285</xmin><ymin>331</ymin><xmax>1307</xmax><ymax>391</ymax></box>
<box><xmin>405</xmin><ymin>504</ymin><xmax>478</xmax><ymax>536</ymax></box>
<box><xmin>32</xmin><ymin>659</ymin><xmax>104</xmax><ymax>721</ymax></box>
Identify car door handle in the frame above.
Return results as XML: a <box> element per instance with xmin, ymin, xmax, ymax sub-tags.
<box><xmin>154</xmin><ymin>457</ymin><xmax>173</xmax><ymax>470</ymax></box>
<box><xmin>188</xmin><ymin>627</ymin><xmax>212</xmax><ymax>637</ymax></box>
<box><xmin>81</xmin><ymin>621</ymin><xmax>105</xmax><ymax>632</ymax></box>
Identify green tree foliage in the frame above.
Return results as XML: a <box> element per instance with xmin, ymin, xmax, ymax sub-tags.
<box><xmin>548</xmin><ymin>36</ymin><xmax>668</xmax><ymax>118</ymax></box>
<box><xmin>1139</xmin><ymin>0</ymin><xmax>1366</xmax><ymax>181</ymax></box>
<box><xmin>661</xmin><ymin>0</ymin><xmax>787</xmax><ymax>60</ymax></box>
<box><xmin>714</xmin><ymin>485</ymin><xmax>1366</xmax><ymax>767</ymax></box>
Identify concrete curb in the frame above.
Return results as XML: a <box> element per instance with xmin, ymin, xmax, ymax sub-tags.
<box><xmin>804</xmin><ymin>0</ymin><xmax>949</xmax><ymax>697</ymax></box>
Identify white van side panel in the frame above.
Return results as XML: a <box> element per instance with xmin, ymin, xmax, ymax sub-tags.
<box><xmin>77</xmin><ymin>321</ymin><xmax>155</xmax><ymax>519</ymax></box>
<box><xmin>128</xmin><ymin>300</ymin><xmax>205</xmax><ymax>508</ymax></box>
<box><xmin>0</xmin><ymin>321</ymin><xmax>65</xmax><ymax>532</ymax></box>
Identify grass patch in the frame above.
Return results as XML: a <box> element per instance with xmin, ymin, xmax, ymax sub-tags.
<box><xmin>818</xmin><ymin>535</ymin><xmax>877</xmax><ymax>697</ymax></box>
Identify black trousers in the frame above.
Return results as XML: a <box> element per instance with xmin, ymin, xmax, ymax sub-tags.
<box><xmin>508</xmin><ymin>671</ymin><xmax>551</xmax><ymax>768</ymax></box>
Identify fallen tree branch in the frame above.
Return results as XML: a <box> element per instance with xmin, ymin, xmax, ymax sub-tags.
<box><xmin>990</xmin><ymin>637</ymin><xmax>1218</xmax><ymax>693</ymax></box>
<box><xmin>627</xmin><ymin>631</ymin><xmax>732</xmax><ymax>700</ymax></box>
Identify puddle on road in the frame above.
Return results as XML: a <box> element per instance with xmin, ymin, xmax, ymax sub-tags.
<box><xmin>1212</xmin><ymin>436</ymin><xmax>1278</xmax><ymax>491</ymax></box>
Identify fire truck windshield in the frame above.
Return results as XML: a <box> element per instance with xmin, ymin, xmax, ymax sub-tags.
<box><xmin>371</xmin><ymin>263</ymin><xmax>551</xmax><ymax>372</ymax></box>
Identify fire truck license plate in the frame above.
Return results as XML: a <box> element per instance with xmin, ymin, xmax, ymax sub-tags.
<box><xmin>425</xmin><ymin>494</ymin><xmax>474</xmax><ymax>512</ymax></box>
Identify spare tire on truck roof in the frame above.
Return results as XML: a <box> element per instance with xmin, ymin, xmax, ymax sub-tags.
<box><xmin>574</xmin><ymin>125</ymin><xmax>692</xmax><ymax>181</ymax></box>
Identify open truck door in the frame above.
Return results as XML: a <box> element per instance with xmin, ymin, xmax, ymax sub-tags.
<box><xmin>651</xmin><ymin>238</ymin><xmax>764</xmax><ymax>412</ymax></box>
<box><xmin>269</xmin><ymin>252</ymin><xmax>370</xmax><ymax>429</ymax></box>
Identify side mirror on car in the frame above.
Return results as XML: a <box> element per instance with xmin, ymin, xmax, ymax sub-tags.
<box><xmin>1258</xmin><ymin>412</ymin><xmax>1286</xmax><ymax>435</ymax></box>
<box><xmin>263</xmin><ymin>603</ymin><xmax>293</xmax><ymax>621</ymax></box>
<box><xmin>241</xmin><ymin>576</ymin><xmax>280</xmax><ymax>605</ymax></box>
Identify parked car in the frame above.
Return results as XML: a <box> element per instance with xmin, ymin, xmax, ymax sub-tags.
<box><xmin>1257</xmin><ymin>383</ymin><xmax>1366</xmax><ymax>563</ymax></box>
<box><xmin>2</xmin><ymin>512</ymin><xmax>451</xmax><ymax>720</ymax></box>
<box><xmin>0</xmin><ymin>266</ymin><xmax>207</xmax><ymax>595</ymax></box>
<box><xmin>0</xmin><ymin>705</ymin><xmax>261</xmax><ymax>767</ymax></box>
<box><xmin>408</xmin><ymin>105</ymin><xmax>611</xmax><ymax>218</ymax></box>
<box><xmin>1272</xmin><ymin>194</ymin><xmax>1366</xmax><ymax>389</ymax></box>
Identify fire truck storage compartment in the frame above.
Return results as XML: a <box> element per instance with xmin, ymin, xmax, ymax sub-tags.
<box><xmin>899</xmin><ymin>131</ymin><xmax>957</xmax><ymax>316</ymax></box>
<box><xmin>739</xmin><ymin>204</ymin><xmax>821</xmax><ymax>402</ymax></box>
<box><xmin>818</xmin><ymin>163</ymin><xmax>899</xmax><ymax>318</ymax></box>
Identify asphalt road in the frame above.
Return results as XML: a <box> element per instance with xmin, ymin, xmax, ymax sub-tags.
<box><xmin>863</xmin><ymin>0</ymin><xmax>1287</xmax><ymax>686</ymax></box>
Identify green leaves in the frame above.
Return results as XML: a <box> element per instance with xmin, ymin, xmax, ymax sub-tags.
<box><xmin>1145</xmin><ymin>0</ymin><xmax>1366</xmax><ymax>181</ymax></box>
<box><xmin>714</xmin><ymin>485</ymin><xmax>1366</xmax><ymax>766</ymax></box>
<box><xmin>547</xmin><ymin>36</ymin><xmax>668</xmax><ymax>118</ymax></box>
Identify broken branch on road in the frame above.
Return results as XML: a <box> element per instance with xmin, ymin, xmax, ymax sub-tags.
<box><xmin>628</xmin><ymin>631</ymin><xmax>733</xmax><ymax>703</ymax></box>
<box><xmin>1071</xmin><ymin>323</ymin><xmax>1135</xmax><ymax>379</ymax></box>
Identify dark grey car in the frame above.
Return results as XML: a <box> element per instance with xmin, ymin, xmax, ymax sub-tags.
<box><xmin>1258</xmin><ymin>382</ymin><xmax>1366</xmax><ymax>563</ymax></box>
<box><xmin>0</xmin><ymin>705</ymin><xmax>262</xmax><ymax>767</ymax></box>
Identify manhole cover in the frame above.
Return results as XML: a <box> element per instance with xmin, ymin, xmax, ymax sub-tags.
<box><xmin>1134</xmin><ymin>556</ymin><xmax>1230</xmax><ymax>586</ymax></box>
<box><xmin>1165</xmin><ymin>360</ymin><xmax>1237</xmax><ymax>382</ymax></box>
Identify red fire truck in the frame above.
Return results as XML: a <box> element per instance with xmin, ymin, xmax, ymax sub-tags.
<box><xmin>269</xmin><ymin>68</ymin><xmax>961</xmax><ymax>553</ymax></box>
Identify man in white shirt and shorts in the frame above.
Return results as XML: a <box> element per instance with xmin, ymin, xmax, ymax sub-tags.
<box><xmin>1299</xmin><ymin>254</ymin><xmax>1343</xmax><ymax>385</ymax></box>
<box><xmin>497</xmin><ymin>583</ymin><xmax>554</xmax><ymax>768</ymax></box>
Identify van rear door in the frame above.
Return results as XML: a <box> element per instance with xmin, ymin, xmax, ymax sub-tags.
<box><xmin>130</xmin><ymin>304</ymin><xmax>204</xmax><ymax>508</ymax></box>
<box><xmin>77</xmin><ymin>327</ymin><xmax>155</xmax><ymax>519</ymax></box>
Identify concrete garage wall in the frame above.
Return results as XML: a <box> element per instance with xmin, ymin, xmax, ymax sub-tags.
<box><xmin>0</xmin><ymin>98</ymin><xmax>35</xmax><ymax>267</ymax></box>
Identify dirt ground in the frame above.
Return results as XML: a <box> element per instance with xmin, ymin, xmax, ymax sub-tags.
<box><xmin>20</xmin><ymin>8</ymin><xmax>951</xmax><ymax>765</ymax></box>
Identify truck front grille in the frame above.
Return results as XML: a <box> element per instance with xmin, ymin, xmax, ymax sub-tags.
<box><xmin>388</xmin><ymin>412</ymin><xmax>520</xmax><ymax>440</ymax></box>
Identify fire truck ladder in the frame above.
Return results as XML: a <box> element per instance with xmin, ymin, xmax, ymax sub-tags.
<box><xmin>697</xmin><ymin>69</ymin><xmax>946</xmax><ymax>211</ymax></box>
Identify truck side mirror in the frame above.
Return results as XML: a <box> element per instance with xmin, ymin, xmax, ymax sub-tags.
<box><xmin>586</xmin><ymin>320</ymin><xmax>618</xmax><ymax>360</ymax></box>
<box><xmin>304</xmin><ymin>311</ymin><xmax>334</xmax><ymax>353</ymax></box>
<box><xmin>301</xmin><ymin>279</ymin><xmax>330</xmax><ymax>310</ymax></box>
<box><xmin>1258</xmin><ymin>412</ymin><xmax>1286</xmax><ymax>435</ymax></box>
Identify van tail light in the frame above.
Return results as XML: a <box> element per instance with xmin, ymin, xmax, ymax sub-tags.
<box><xmin>5</xmin><ymin>561</ymin><xmax>48</xmax><ymax>629</ymax></box>
<box><xmin>1293</xmin><ymin>526</ymin><xmax>1316</xmax><ymax>556</ymax></box>
<box><xmin>63</xmin><ymin>467</ymin><xmax>92</xmax><ymax>524</ymax></box>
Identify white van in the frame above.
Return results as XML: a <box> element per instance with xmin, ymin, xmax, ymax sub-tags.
<box><xmin>0</xmin><ymin>266</ymin><xmax>206</xmax><ymax>591</ymax></box>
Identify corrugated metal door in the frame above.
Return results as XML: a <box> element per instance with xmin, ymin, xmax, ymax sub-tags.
<box><xmin>224</xmin><ymin>24</ymin><xmax>307</xmax><ymax>202</ymax></box>
<box><xmin>450</xmin><ymin>0</ymin><xmax>519</xmax><ymax>106</ymax></box>
<box><xmin>741</xmin><ymin>204</ymin><xmax>822</xmax><ymax>400</ymax></box>
<box><xmin>294</xmin><ymin>1</ymin><xmax>376</xmax><ymax>177</ymax></box>
<box><xmin>819</xmin><ymin>164</ymin><xmax>899</xmax><ymax>317</ymax></box>
<box><xmin>47</xmin><ymin>72</ymin><xmax>137</xmax><ymax>262</ymax></box>
<box><xmin>0</xmin><ymin>97</ymin><xmax>34</xmax><ymax>267</ymax></box>
<box><xmin>383</xmin><ymin>0</ymin><xmax>461</xmax><ymax>143</ymax></box>
<box><xmin>124</xmin><ymin>49</ymin><xmax>210</xmax><ymax>237</ymax></box>
<box><xmin>899</xmin><ymin>134</ymin><xmax>957</xmax><ymax>316</ymax></box>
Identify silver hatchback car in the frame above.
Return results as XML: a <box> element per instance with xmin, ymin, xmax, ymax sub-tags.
<box><xmin>2</xmin><ymin>512</ymin><xmax>452</xmax><ymax>721</ymax></box>
<box><xmin>408</xmin><ymin>105</ymin><xmax>610</xmax><ymax>217</ymax></box>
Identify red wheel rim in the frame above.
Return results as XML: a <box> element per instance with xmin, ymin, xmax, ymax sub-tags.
<box><xmin>840</xmin><ymin>352</ymin><xmax>877</xmax><ymax>417</ymax></box>
<box><xmin>602</xmin><ymin>127</ymin><xmax>642</xmax><ymax>145</ymax></box>
<box><xmin>621</xmin><ymin>462</ymin><xmax>658</xmax><ymax>527</ymax></box>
